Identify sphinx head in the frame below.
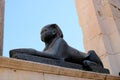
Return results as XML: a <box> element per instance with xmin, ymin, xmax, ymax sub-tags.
<box><xmin>40</xmin><ymin>24</ymin><xmax>63</xmax><ymax>42</ymax></box>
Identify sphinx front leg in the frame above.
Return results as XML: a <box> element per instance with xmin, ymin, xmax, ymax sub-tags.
<box><xmin>9</xmin><ymin>48</ymin><xmax>59</xmax><ymax>60</ymax></box>
<box><xmin>9</xmin><ymin>48</ymin><xmax>39</xmax><ymax>57</ymax></box>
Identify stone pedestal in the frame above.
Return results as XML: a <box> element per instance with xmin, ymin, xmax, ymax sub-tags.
<box><xmin>0</xmin><ymin>57</ymin><xmax>119</xmax><ymax>80</ymax></box>
<box><xmin>0</xmin><ymin>0</ymin><xmax>4</xmax><ymax>56</ymax></box>
<box><xmin>75</xmin><ymin>0</ymin><xmax>120</xmax><ymax>76</ymax></box>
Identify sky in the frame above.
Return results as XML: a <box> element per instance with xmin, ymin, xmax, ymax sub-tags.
<box><xmin>3</xmin><ymin>0</ymin><xmax>85</xmax><ymax>57</ymax></box>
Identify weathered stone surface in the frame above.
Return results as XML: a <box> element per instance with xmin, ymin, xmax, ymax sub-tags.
<box><xmin>0</xmin><ymin>67</ymin><xmax>44</xmax><ymax>80</ymax></box>
<box><xmin>0</xmin><ymin>57</ymin><xmax>119</xmax><ymax>80</ymax></box>
<box><xmin>0</xmin><ymin>0</ymin><xmax>4</xmax><ymax>56</ymax></box>
<box><xmin>75</xmin><ymin>0</ymin><xmax>120</xmax><ymax>76</ymax></box>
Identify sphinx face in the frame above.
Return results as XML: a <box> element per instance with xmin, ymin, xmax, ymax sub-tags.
<box><xmin>40</xmin><ymin>27</ymin><xmax>55</xmax><ymax>42</ymax></box>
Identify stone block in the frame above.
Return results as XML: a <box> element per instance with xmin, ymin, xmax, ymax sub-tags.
<box><xmin>93</xmin><ymin>0</ymin><xmax>118</xmax><ymax>36</ymax></box>
<box><xmin>0</xmin><ymin>68</ymin><xmax>44</xmax><ymax>80</ymax></box>
<box><xmin>109</xmin><ymin>0</ymin><xmax>120</xmax><ymax>8</ymax></box>
<box><xmin>75</xmin><ymin>0</ymin><xmax>98</xmax><ymax>27</ymax></box>
<box><xmin>44</xmin><ymin>74</ymin><xmax>91</xmax><ymax>80</ymax></box>
<box><xmin>109</xmin><ymin>31</ymin><xmax>120</xmax><ymax>54</ymax></box>
<box><xmin>101</xmin><ymin>54</ymin><xmax>120</xmax><ymax>76</ymax></box>
<box><xmin>113</xmin><ymin>18</ymin><xmax>120</xmax><ymax>33</ymax></box>
<box><xmin>75</xmin><ymin>0</ymin><xmax>92</xmax><ymax>10</ymax></box>
<box><xmin>75</xmin><ymin>0</ymin><xmax>120</xmax><ymax>75</ymax></box>
<box><xmin>0</xmin><ymin>57</ymin><xmax>119</xmax><ymax>80</ymax></box>
<box><xmin>109</xmin><ymin>0</ymin><xmax>120</xmax><ymax>16</ymax></box>
<box><xmin>82</xmin><ymin>21</ymin><xmax>101</xmax><ymax>42</ymax></box>
<box><xmin>108</xmin><ymin>0</ymin><xmax>120</xmax><ymax>34</ymax></box>
<box><xmin>84</xmin><ymin>34</ymin><xmax>113</xmax><ymax>57</ymax></box>
<box><xmin>100</xmin><ymin>54</ymin><xmax>111</xmax><ymax>71</ymax></box>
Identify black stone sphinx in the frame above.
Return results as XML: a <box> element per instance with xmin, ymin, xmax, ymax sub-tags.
<box><xmin>9</xmin><ymin>24</ymin><xmax>109</xmax><ymax>74</ymax></box>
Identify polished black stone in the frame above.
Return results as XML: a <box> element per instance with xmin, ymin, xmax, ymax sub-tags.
<box><xmin>11</xmin><ymin>52</ymin><xmax>109</xmax><ymax>74</ymax></box>
<box><xmin>9</xmin><ymin>24</ymin><xmax>110</xmax><ymax>74</ymax></box>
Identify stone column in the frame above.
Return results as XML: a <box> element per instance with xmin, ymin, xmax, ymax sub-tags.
<box><xmin>0</xmin><ymin>0</ymin><xmax>4</xmax><ymax>56</ymax></box>
<box><xmin>75</xmin><ymin>0</ymin><xmax>120</xmax><ymax>76</ymax></box>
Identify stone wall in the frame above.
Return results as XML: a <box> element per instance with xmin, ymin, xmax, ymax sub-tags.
<box><xmin>0</xmin><ymin>0</ymin><xmax>4</xmax><ymax>56</ymax></box>
<box><xmin>0</xmin><ymin>57</ymin><xmax>119</xmax><ymax>80</ymax></box>
<box><xmin>75</xmin><ymin>0</ymin><xmax>120</xmax><ymax>76</ymax></box>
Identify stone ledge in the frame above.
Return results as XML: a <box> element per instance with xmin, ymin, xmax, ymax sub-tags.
<box><xmin>0</xmin><ymin>57</ymin><xmax>119</xmax><ymax>80</ymax></box>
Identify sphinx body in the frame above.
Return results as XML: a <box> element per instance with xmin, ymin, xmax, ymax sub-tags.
<box><xmin>10</xmin><ymin>24</ymin><xmax>109</xmax><ymax>73</ymax></box>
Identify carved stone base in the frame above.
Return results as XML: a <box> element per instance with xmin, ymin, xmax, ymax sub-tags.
<box><xmin>10</xmin><ymin>53</ymin><xmax>110</xmax><ymax>74</ymax></box>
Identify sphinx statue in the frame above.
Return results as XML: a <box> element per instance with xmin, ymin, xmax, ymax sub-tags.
<box><xmin>10</xmin><ymin>24</ymin><xmax>109</xmax><ymax>74</ymax></box>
